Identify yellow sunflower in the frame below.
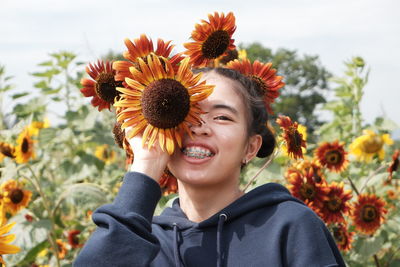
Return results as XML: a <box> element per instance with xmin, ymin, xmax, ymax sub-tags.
<box><xmin>349</xmin><ymin>129</ymin><xmax>393</xmax><ymax>162</ymax></box>
<box><xmin>183</xmin><ymin>12</ymin><xmax>236</xmax><ymax>67</ymax></box>
<box><xmin>1</xmin><ymin>180</ymin><xmax>32</xmax><ymax>215</ymax></box>
<box><xmin>0</xmin><ymin>142</ymin><xmax>15</xmax><ymax>162</ymax></box>
<box><xmin>276</xmin><ymin>116</ymin><xmax>307</xmax><ymax>159</ymax></box>
<box><xmin>27</xmin><ymin>118</ymin><xmax>50</xmax><ymax>136</ymax></box>
<box><xmin>114</xmin><ymin>54</ymin><xmax>214</xmax><ymax>155</ymax></box>
<box><xmin>0</xmin><ymin>222</ymin><xmax>21</xmax><ymax>265</ymax></box>
<box><xmin>94</xmin><ymin>144</ymin><xmax>116</xmax><ymax>164</ymax></box>
<box><xmin>14</xmin><ymin>129</ymin><xmax>36</xmax><ymax>164</ymax></box>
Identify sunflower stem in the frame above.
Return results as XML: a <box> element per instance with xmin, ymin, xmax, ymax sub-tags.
<box><xmin>64</xmin><ymin>65</ymin><xmax>71</xmax><ymax>113</ymax></box>
<box><xmin>243</xmin><ymin>149</ymin><xmax>278</xmax><ymax>192</ymax></box>
<box><xmin>25</xmin><ymin>165</ymin><xmax>61</xmax><ymax>267</ymax></box>
<box><xmin>359</xmin><ymin>163</ymin><xmax>388</xmax><ymax>193</ymax></box>
<box><xmin>373</xmin><ymin>254</ymin><xmax>381</xmax><ymax>267</ymax></box>
<box><xmin>346</xmin><ymin>175</ymin><xmax>360</xmax><ymax>196</ymax></box>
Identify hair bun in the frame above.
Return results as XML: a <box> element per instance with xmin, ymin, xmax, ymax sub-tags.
<box><xmin>257</xmin><ymin>128</ymin><xmax>275</xmax><ymax>158</ymax></box>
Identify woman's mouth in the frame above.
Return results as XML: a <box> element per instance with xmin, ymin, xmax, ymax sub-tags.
<box><xmin>182</xmin><ymin>146</ymin><xmax>215</xmax><ymax>159</ymax></box>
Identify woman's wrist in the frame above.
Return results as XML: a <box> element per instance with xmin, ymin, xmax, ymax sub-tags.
<box><xmin>129</xmin><ymin>160</ymin><xmax>163</xmax><ymax>182</ymax></box>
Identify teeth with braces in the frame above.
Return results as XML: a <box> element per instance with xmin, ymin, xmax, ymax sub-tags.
<box><xmin>182</xmin><ymin>147</ymin><xmax>215</xmax><ymax>159</ymax></box>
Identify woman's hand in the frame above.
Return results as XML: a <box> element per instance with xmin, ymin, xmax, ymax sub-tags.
<box><xmin>125</xmin><ymin>126</ymin><xmax>170</xmax><ymax>182</ymax></box>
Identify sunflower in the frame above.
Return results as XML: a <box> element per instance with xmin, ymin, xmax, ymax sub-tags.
<box><xmin>56</xmin><ymin>239</ymin><xmax>68</xmax><ymax>259</ymax></box>
<box><xmin>227</xmin><ymin>58</ymin><xmax>285</xmax><ymax>114</ymax></box>
<box><xmin>94</xmin><ymin>144</ymin><xmax>116</xmax><ymax>164</ymax></box>
<box><xmin>159</xmin><ymin>170</ymin><xmax>178</xmax><ymax>196</ymax></box>
<box><xmin>14</xmin><ymin>129</ymin><xmax>36</xmax><ymax>164</ymax></box>
<box><xmin>351</xmin><ymin>193</ymin><xmax>387</xmax><ymax>235</ymax></box>
<box><xmin>0</xmin><ymin>142</ymin><xmax>15</xmax><ymax>161</ymax></box>
<box><xmin>183</xmin><ymin>12</ymin><xmax>236</xmax><ymax>67</ymax></box>
<box><xmin>1</xmin><ymin>180</ymin><xmax>32</xmax><ymax>215</ymax></box>
<box><xmin>286</xmin><ymin>168</ymin><xmax>329</xmax><ymax>211</ymax></box>
<box><xmin>113</xmin><ymin>34</ymin><xmax>182</xmax><ymax>83</ymax></box>
<box><xmin>387</xmin><ymin>150</ymin><xmax>399</xmax><ymax>182</ymax></box>
<box><xmin>67</xmin><ymin>230</ymin><xmax>83</xmax><ymax>249</ymax></box>
<box><xmin>315</xmin><ymin>141</ymin><xmax>348</xmax><ymax>173</ymax></box>
<box><xmin>215</xmin><ymin>48</ymin><xmax>238</xmax><ymax>66</ymax></box>
<box><xmin>276</xmin><ymin>116</ymin><xmax>307</xmax><ymax>159</ymax></box>
<box><xmin>332</xmin><ymin>224</ymin><xmax>354</xmax><ymax>252</ymax></box>
<box><xmin>319</xmin><ymin>182</ymin><xmax>352</xmax><ymax>224</ymax></box>
<box><xmin>349</xmin><ymin>129</ymin><xmax>393</xmax><ymax>162</ymax></box>
<box><xmin>114</xmin><ymin>54</ymin><xmax>214</xmax><ymax>155</ymax></box>
<box><xmin>0</xmin><ymin>222</ymin><xmax>21</xmax><ymax>265</ymax></box>
<box><xmin>27</xmin><ymin>118</ymin><xmax>50</xmax><ymax>136</ymax></box>
<box><xmin>80</xmin><ymin>60</ymin><xmax>123</xmax><ymax>111</ymax></box>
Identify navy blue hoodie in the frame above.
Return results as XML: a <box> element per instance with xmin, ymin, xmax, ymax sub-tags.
<box><xmin>74</xmin><ymin>172</ymin><xmax>346</xmax><ymax>267</ymax></box>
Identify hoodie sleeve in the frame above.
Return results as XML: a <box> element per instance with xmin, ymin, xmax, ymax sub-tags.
<box><xmin>74</xmin><ymin>172</ymin><xmax>162</xmax><ymax>267</ymax></box>
<box><xmin>283</xmin><ymin>206</ymin><xmax>347</xmax><ymax>267</ymax></box>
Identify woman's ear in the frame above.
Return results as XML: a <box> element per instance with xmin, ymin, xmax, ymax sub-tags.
<box><xmin>244</xmin><ymin>134</ymin><xmax>263</xmax><ymax>162</ymax></box>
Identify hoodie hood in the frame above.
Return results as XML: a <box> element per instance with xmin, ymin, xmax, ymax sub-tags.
<box><xmin>152</xmin><ymin>182</ymin><xmax>303</xmax><ymax>229</ymax></box>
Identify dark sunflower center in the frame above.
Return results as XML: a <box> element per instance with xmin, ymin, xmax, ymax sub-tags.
<box><xmin>361</xmin><ymin>204</ymin><xmax>377</xmax><ymax>222</ymax></box>
<box><xmin>201</xmin><ymin>30</ymin><xmax>230</xmax><ymax>59</ymax></box>
<box><xmin>102</xmin><ymin>148</ymin><xmax>110</xmax><ymax>159</ymax></box>
<box><xmin>219</xmin><ymin>49</ymin><xmax>238</xmax><ymax>64</ymax></box>
<box><xmin>327</xmin><ymin>195</ymin><xmax>342</xmax><ymax>211</ymax></box>
<box><xmin>325</xmin><ymin>150</ymin><xmax>342</xmax><ymax>164</ymax></box>
<box><xmin>0</xmin><ymin>145</ymin><xmax>15</xmax><ymax>158</ymax></box>
<box><xmin>95</xmin><ymin>72</ymin><xmax>122</xmax><ymax>104</ymax></box>
<box><xmin>22</xmin><ymin>138</ymin><xmax>29</xmax><ymax>153</ymax></box>
<box><xmin>312</xmin><ymin>168</ymin><xmax>323</xmax><ymax>183</ymax></box>
<box><xmin>112</xmin><ymin>122</ymin><xmax>125</xmax><ymax>149</ymax></box>
<box><xmin>300</xmin><ymin>183</ymin><xmax>316</xmax><ymax>199</ymax></box>
<box><xmin>10</xmin><ymin>189</ymin><xmax>24</xmax><ymax>204</ymax></box>
<box><xmin>251</xmin><ymin>76</ymin><xmax>266</xmax><ymax>95</ymax></box>
<box><xmin>361</xmin><ymin>136</ymin><xmax>383</xmax><ymax>153</ymax></box>
<box><xmin>142</xmin><ymin>79</ymin><xmax>190</xmax><ymax>129</ymax></box>
<box><xmin>333</xmin><ymin>228</ymin><xmax>345</xmax><ymax>245</ymax></box>
<box><xmin>289</xmin><ymin>128</ymin><xmax>303</xmax><ymax>153</ymax></box>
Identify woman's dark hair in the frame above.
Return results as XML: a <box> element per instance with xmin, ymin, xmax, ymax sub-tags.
<box><xmin>192</xmin><ymin>67</ymin><xmax>275</xmax><ymax>158</ymax></box>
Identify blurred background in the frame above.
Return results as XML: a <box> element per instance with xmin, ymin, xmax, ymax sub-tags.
<box><xmin>1</xmin><ymin>0</ymin><xmax>399</xmax><ymax>134</ymax></box>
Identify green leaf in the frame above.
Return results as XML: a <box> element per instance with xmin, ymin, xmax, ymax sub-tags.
<box><xmin>16</xmin><ymin>240</ymin><xmax>49</xmax><ymax>266</ymax></box>
<box><xmin>56</xmin><ymin>183</ymin><xmax>108</xmax><ymax>210</ymax></box>
<box><xmin>11</xmin><ymin>92</ymin><xmax>29</xmax><ymax>99</ymax></box>
<box><xmin>356</xmin><ymin>235</ymin><xmax>384</xmax><ymax>258</ymax></box>
<box><xmin>38</xmin><ymin>127</ymin><xmax>58</xmax><ymax>145</ymax></box>
<box><xmin>31</xmin><ymin>68</ymin><xmax>61</xmax><ymax>78</ymax></box>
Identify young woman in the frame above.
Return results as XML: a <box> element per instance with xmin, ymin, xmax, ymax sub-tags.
<box><xmin>74</xmin><ymin>68</ymin><xmax>346</xmax><ymax>267</ymax></box>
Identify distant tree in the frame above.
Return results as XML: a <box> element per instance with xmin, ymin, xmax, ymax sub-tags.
<box><xmin>242</xmin><ymin>43</ymin><xmax>331</xmax><ymax>135</ymax></box>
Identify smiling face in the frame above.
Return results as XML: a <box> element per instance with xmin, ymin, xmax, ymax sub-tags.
<box><xmin>168</xmin><ymin>70</ymin><xmax>262</xmax><ymax>188</ymax></box>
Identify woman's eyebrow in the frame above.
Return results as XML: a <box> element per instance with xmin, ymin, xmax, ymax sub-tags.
<box><xmin>211</xmin><ymin>104</ymin><xmax>238</xmax><ymax>115</ymax></box>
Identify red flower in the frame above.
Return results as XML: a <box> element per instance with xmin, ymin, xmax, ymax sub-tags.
<box><xmin>67</xmin><ymin>230</ymin><xmax>83</xmax><ymax>249</ymax></box>
<box><xmin>332</xmin><ymin>224</ymin><xmax>355</xmax><ymax>252</ymax></box>
<box><xmin>276</xmin><ymin>116</ymin><xmax>307</xmax><ymax>159</ymax></box>
<box><xmin>315</xmin><ymin>141</ymin><xmax>348</xmax><ymax>173</ymax></box>
<box><xmin>387</xmin><ymin>150</ymin><xmax>399</xmax><ymax>183</ymax></box>
<box><xmin>319</xmin><ymin>182</ymin><xmax>352</xmax><ymax>224</ymax></box>
<box><xmin>227</xmin><ymin>58</ymin><xmax>284</xmax><ymax>114</ymax></box>
<box><xmin>159</xmin><ymin>170</ymin><xmax>178</xmax><ymax>196</ymax></box>
<box><xmin>351</xmin><ymin>193</ymin><xmax>387</xmax><ymax>235</ymax></box>
<box><xmin>80</xmin><ymin>60</ymin><xmax>122</xmax><ymax>111</ymax></box>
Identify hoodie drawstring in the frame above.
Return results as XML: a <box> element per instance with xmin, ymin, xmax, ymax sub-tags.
<box><xmin>173</xmin><ymin>223</ymin><xmax>182</xmax><ymax>267</ymax></box>
<box><xmin>217</xmin><ymin>213</ymin><xmax>227</xmax><ymax>267</ymax></box>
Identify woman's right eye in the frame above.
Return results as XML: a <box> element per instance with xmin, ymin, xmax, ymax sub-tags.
<box><xmin>214</xmin><ymin>115</ymin><xmax>232</xmax><ymax>121</ymax></box>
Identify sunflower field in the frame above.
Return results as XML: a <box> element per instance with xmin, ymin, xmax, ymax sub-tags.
<box><xmin>1</xmin><ymin>12</ymin><xmax>400</xmax><ymax>267</ymax></box>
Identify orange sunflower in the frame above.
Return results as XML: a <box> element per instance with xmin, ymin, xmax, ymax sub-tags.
<box><xmin>387</xmin><ymin>150</ymin><xmax>399</xmax><ymax>182</ymax></box>
<box><xmin>114</xmin><ymin>54</ymin><xmax>214</xmax><ymax>155</ymax></box>
<box><xmin>276</xmin><ymin>116</ymin><xmax>306</xmax><ymax>159</ymax></box>
<box><xmin>159</xmin><ymin>170</ymin><xmax>178</xmax><ymax>196</ymax></box>
<box><xmin>351</xmin><ymin>193</ymin><xmax>387</xmax><ymax>235</ymax></box>
<box><xmin>289</xmin><ymin>158</ymin><xmax>326</xmax><ymax>184</ymax></box>
<box><xmin>286</xmin><ymin>168</ymin><xmax>329</xmax><ymax>211</ymax></box>
<box><xmin>67</xmin><ymin>230</ymin><xmax>83</xmax><ymax>249</ymax></box>
<box><xmin>0</xmin><ymin>142</ymin><xmax>15</xmax><ymax>162</ymax></box>
<box><xmin>56</xmin><ymin>239</ymin><xmax>68</xmax><ymax>259</ymax></box>
<box><xmin>227</xmin><ymin>58</ymin><xmax>285</xmax><ymax>114</ymax></box>
<box><xmin>184</xmin><ymin>12</ymin><xmax>236</xmax><ymax>67</ymax></box>
<box><xmin>113</xmin><ymin>34</ymin><xmax>182</xmax><ymax>83</ymax></box>
<box><xmin>14</xmin><ymin>128</ymin><xmax>36</xmax><ymax>164</ymax></box>
<box><xmin>319</xmin><ymin>182</ymin><xmax>352</xmax><ymax>224</ymax></box>
<box><xmin>315</xmin><ymin>141</ymin><xmax>348</xmax><ymax>173</ymax></box>
<box><xmin>80</xmin><ymin>60</ymin><xmax>123</xmax><ymax>111</ymax></box>
<box><xmin>1</xmin><ymin>180</ymin><xmax>32</xmax><ymax>215</ymax></box>
<box><xmin>332</xmin><ymin>224</ymin><xmax>355</xmax><ymax>252</ymax></box>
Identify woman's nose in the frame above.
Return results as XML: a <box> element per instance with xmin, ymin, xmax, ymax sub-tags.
<box><xmin>190</xmin><ymin>119</ymin><xmax>211</xmax><ymax>136</ymax></box>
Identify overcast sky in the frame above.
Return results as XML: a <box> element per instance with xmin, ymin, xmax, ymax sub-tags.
<box><xmin>1</xmin><ymin>0</ymin><xmax>399</xmax><ymax>131</ymax></box>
